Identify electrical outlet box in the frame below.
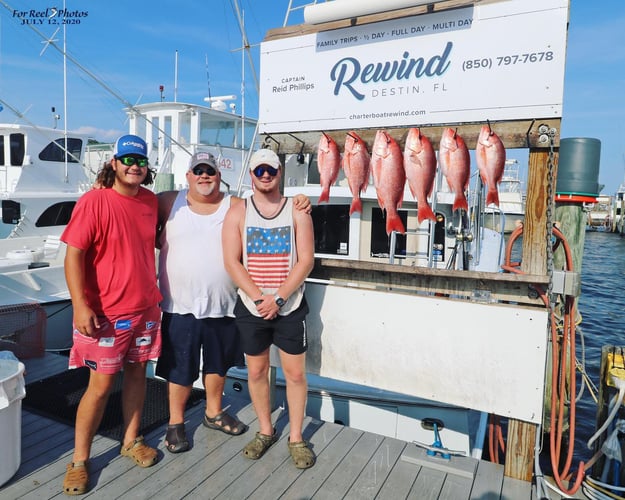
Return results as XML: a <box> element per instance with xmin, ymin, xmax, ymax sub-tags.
<box><xmin>551</xmin><ymin>270</ymin><xmax>581</xmax><ymax>297</ymax></box>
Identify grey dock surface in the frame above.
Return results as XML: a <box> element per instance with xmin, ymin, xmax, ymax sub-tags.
<box><xmin>0</xmin><ymin>353</ymin><xmax>570</xmax><ymax>499</ymax></box>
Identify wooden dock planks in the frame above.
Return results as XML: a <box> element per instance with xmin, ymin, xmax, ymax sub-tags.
<box><xmin>0</xmin><ymin>353</ymin><xmax>572</xmax><ymax>499</ymax></box>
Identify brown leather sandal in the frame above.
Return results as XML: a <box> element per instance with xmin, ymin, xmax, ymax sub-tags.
<box><xmin>63</xmin><ymin>460</ymin><xmax>88</xmax><ymax>495</ymax></box>
<box><xmin>165</xmin><ymin>423</ymin><xmax>189</xmax><ymax>453</ymax></box>
<box><xmin>203</xmin><ymin>411</ymin><xmax>248</xmax><ymax>436</ymax></box>
<box><xmin>120</xmin><ymin>436</ymin><xmax>158</xmax><ymax>467</ymax></box>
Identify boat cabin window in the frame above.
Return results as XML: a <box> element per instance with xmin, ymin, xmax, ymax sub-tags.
<box><xmin>199</xmin><ymin>115</ymin><xmax>256</xmax><ymax>149</ymax></box>
<box><xmin>35</xmin><ymin>201</ymin><xmax>76</xmax><ymax>227</ymax></box>
<box><xmin>311</xmin><ymin>205</ymin><xmax>350</xmax><ymax>256</ymax></box>
<box><xmin>39</xmin><ymin>138</ymin><xmax>83</xmax><ymax>163</ymax></box>
<box><xmin>4</xmin><ymin>133</ymin><xmax>26</xmax><ymax>166</ymax></box>
<box><xmin>1</xmin><ymin>200</ymin><xmax>20</xmax><ymax>224</ymax></box>
<box><xmin>370</xmin><ymin>208</ymin><xmax>407</xmax><ymax>258</ymax></box>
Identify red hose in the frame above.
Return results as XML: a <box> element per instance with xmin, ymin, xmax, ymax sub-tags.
<box><xmin>502</xmin><ymin>225</ymin><xmax>585</xmax><ymax>495</ymax></box>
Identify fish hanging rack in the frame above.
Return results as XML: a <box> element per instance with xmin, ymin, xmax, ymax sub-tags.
<box><xmin>257</xmin><ymin>118</ymin><xmax>560</xmax><ymax>155</ymax></box>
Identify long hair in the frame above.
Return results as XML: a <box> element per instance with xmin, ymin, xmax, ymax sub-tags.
<box><xmin>95</xmin><ymin>159</ymin><xmax>156</xmax><ymax>188</ymax></box>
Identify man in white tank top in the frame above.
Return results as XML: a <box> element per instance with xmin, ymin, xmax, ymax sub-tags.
<box><xmin>156</xmin><ymin>152</ymin><xmax>310</xmax><ymax>454</ymax></box>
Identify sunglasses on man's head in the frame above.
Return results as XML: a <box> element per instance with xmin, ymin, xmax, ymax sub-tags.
<box><xmin>118</xmin><ymin>156</ymin><xmax>149</xmax><ymax>167</ymax></box>
<box><xmin>191</xmin><ymin>165</ymin><xmax>217</xmax><ymax>176</ymax></box>
<box><xmin>253</xmin><ymin>165</ymin><xmax>279</xmax><ymax>178</ymax></box>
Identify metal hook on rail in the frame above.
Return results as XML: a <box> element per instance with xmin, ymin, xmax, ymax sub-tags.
<box><xmin>287</xmin><ymin>133</ymin><xmax>306</xmax><ymax>164</ymax></box>
<box><xmin>262</xmin><ymin>134</ymin><xmax>280</xmax><ymax>154</ymax></box>
<box><xmin>524</xmin><ymin>119</ymin><xmax>536</xmax><ymax>148</ymax></box>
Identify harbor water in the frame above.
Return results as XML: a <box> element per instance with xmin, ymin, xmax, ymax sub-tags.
<box><xmin>566</xmin><ymin>230</ymin><xmax>625</xmax><ymax>466</ymax></box>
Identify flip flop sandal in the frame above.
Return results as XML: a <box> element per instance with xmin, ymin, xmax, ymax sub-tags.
<box><xmin>288</xmin><ymin>439</ymin><xmax>316</xmax><ymax>469</ymax></box>
<box><xmin>63</xmin><ymin>460</ymin><xmax>88</xmax><ymax>495</ymax></box>
<box><xmin>203</xmin><ymin>411</ymin><xmax>248</xmax><ymax>436</ymax></box>
<box><xmin>243</xmin><ymin>430</ymin><xmax>278</xmax><ymax>460</ymax></box>
<box><xmin>165</xmin><ymin>423</ymin><xmax>189</xmax><ymax>453</ymax></box>
<box><xmin>120</xmin><ymin>436</ymin><xmax>158</xmax><ymax>467</ymax></box>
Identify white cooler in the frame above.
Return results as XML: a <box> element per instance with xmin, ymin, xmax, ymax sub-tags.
<box><xmin>0</xmin><ymin>359</ymin><xmax>26</xmax><ymax>487</ymax></box>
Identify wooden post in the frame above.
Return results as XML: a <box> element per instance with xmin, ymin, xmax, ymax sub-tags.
<box><xmin>554</xmin><ymin>203</ymin><xmax>587</xmax><ymax>276</ymax></box>
<box><xmin>504</xmin><ymin>148</ymin><xmax>554</xmax><ymax>480</ymax></box>
<box><xmin>520</xmin><ymin>149</ymin><xmax>552</xmax><ymax>276</ymax></box>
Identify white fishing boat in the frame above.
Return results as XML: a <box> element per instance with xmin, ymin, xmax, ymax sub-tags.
<box><xmin>0</xmin><ymin>123</ymin><xmax>91</xmax><ymax>351</ymax></box>
<box><xmin>482</xmin><ymin>159</ymin><xmax>525</xmax><ymax>234</ymax></box>
<box><xmin>586</xmin><ymin>194</ymin><xmax>612</xmax><ymax>231</ymax></box>
<box><xmin>218</xmin><ymin>0</ymin><xmax>573</xmax><ymax>466</ymax></box>
<box><xmin>612</xmin><ymin>181</ymin><xmax>625</xmax><ymax>234</ymax></box>
<box><xmin>218</xmin><ymin>1</ymin><xmax>592</xmax><ymax>496</ymax></box>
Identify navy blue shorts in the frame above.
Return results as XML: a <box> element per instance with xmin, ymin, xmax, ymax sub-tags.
<box><xmin>155</xmin><ymin>312</ymin><xmax>244</xmax><ymax>386</ymax></box>
<box><xmin>234</xmin><ymin>297</ymin><xmax>309</xmax><ymax>356</ymax></box>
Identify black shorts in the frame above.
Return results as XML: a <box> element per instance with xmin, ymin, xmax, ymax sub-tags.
<box><xmin>155</xmin><ymin>312</ymin><xmax>245</xmax><ymax>386</ymax></box>
<box><xmin>234</xmin><ymin>297</ymin><xmax>309</xmax><ymax>356</ymax></box>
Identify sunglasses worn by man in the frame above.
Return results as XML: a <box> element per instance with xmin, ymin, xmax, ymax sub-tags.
<box><xmin>192</xmin><ymin>165</ymin><xmax>218</xmax><ymax>176</ymax></box>
<box><xmin>118</xmin><ymin>156</ymin><xmax>149</xmax><ymax>168</ymax></box>
<box><xmin>253</xmin><ymin>165</ymin><xmax>279</xmax><ymax>178</ymax></box>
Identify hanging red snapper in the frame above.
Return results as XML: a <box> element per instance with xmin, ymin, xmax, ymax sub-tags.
<box><xmin>476</xmin><ymin>125</ymin><xmax>506</xmax><ymax>207</ymax></box>
<box><xmin>403</xmin><ymin>128</ymin><xmax>437</xmax><ymax>224</ymax></box>
<box><xmin>342</xmin><ymin>131</ymin><xmax>371</xmax><ymax>215</ymax></box>
<box><xmin>317</xmin><ymin>132</ymin><xmax>341</xmax><ymax>203</ymax></box>
<box><xmin>438</xmin><ymin>128</ymin><xmax>470</xmax><ymax>212</ymax></box>
<box><xmin>370</xmin><ymin>130</ymin><xmax>406</xmax><ymax>235</ymax></box>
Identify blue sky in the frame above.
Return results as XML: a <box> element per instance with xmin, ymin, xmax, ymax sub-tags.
<box><xmin>1</xmin><ymin>1</ymin><xmax>624</xmax><ymax>194</ymax></box>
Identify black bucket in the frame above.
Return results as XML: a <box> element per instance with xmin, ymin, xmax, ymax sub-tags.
<box><xmin>556</xmin><ymin>138</ymin><xmax>602</xmax><ymax>197</ymax></box>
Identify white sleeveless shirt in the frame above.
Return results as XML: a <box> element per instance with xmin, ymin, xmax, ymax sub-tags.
<box><xmin>158</xmin><ymin>191</ymin><xmax>236</xmax><ymax>318</ymax></box>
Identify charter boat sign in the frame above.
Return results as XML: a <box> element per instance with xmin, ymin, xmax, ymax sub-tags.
<box><xmin>258</xmin><ymin>0</ymin><xmax>568</xmax><ymax>133</ymax></box>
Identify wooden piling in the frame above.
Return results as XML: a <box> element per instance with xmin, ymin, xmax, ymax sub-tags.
<box><xmin>504</xmin><ymin>148</ymin><xmax>557</xmax><ymax>481</ymax></box>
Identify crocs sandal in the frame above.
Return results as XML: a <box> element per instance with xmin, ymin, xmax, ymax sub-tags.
<box><xmin>203</xmin><ymin>411</ymin><xmax>248</xmax><ymax>436</ymax></box>
<box><xmin>288</xmin><ymin>439</ymin><xmax>316</xmax><ymax>469</ymax></box>
<box><xmin>242</xmin><ymin>430</ymin><xmax>278</xmax><ymax>460</ymax></box>
<box><xmin>63</xmin><ymin>460</ymin><xmax>88</xmax><ymax>495</ymax></box>
<box><xmin>120</xmin><ymin>436</ymin><xmax>158</xmax><ymax>467</ymax></box>
<box><xmin>165</xmin><ymin>423</ymin><xmax>189</xmax><ymax>453</ymax></box>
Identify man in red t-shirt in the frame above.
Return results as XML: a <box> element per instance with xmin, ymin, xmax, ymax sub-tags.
<box><xmin>60</xmin><ymin>135</ymin><xmax>162</xmax><ymax>495</ymax></box>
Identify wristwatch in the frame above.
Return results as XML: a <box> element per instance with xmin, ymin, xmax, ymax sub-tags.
<box><xmin>274</xmin><ymin>295</ymin><xmax>286</xmax><ymax>308</ymax></box>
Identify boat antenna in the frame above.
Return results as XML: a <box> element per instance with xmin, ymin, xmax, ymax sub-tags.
<box><xmin>205</xmin><ymin>54</ymin><xmax>212</xmax><ymax>101</ymax></box>
<box><xmin>62</xmin><ymin>0</ymin><xmax>68</xmax><ymax>183</ymax></box>
<box><xmin>231</xmin><ymin>0</ymin><xmax>259</xmax><ymax>93</ymax></box>
<box><xmin>40</xmin><ymin>2</ymin><xmax>69</xmax><ymax>183</ymax></box>
<box><xmin>174</xmin><ymin>49</ymin><xmax>179</xmax><ymax>103</ymax></box>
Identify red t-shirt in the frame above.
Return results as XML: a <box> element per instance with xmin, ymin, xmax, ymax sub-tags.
<box><xmin>61</xmin><ymin>187</ymin><xmax>162</xmax><ymax>315</ymax></box>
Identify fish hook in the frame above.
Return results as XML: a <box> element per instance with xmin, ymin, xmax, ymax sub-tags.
<box><xmin>486</xmin><ymin>119</ymin><xmax>493</xmax><ymax>135</ymax></box>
